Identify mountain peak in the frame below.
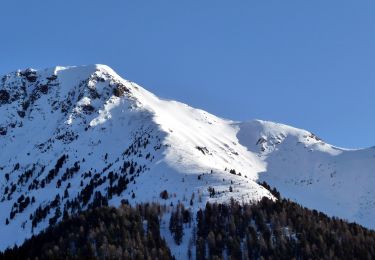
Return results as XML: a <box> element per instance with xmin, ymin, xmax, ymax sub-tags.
<box><xmin>51</xmin><ymin>64</ymin><xmax>119</xmax><ymax>78</ymax></box>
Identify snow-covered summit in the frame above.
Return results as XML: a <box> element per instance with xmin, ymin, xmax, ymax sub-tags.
<box><xmin>0</xmin><ymin>65</ymin><xmax>374</xmax><ymax>250</ymax></box>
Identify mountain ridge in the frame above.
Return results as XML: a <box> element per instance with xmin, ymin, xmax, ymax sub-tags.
<box><xmin>0</xmin><ymin>64</ymin><xmax>374</xmax><ymax>250</ymax></box>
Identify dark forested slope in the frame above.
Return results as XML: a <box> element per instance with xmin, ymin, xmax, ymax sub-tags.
<box><xmin>195</xmin><ymin>198</ymin><xmax>375</xmax><ymax>259</ymax></box>
<box><xmin>0</xmin><ymin>203</ymin><xmax>172</xmax><ymax>259</ymax></box>
<box><xmin>1</xmin><ymin>186</ymin><xmax>375</xmax><ymax>259</ymax></box>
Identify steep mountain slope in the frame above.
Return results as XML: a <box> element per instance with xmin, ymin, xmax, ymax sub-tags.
<box><xmin>0</xmin><ymin>64</ymin><xmax>374</xmax><ymax>250</ymax></box>
<box><xmin>0</xmin><ymin>65</ymin><xmax>271</xmax><ymax>250</ymax></box>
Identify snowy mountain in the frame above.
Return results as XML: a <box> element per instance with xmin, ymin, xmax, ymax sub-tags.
<box><xmin>0</xmin><ymin>64</ymin><xmax>374</xmax><ymax>250</ymax></box>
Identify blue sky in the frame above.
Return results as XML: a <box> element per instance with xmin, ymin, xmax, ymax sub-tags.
<box><xmin>0</xmin><ymin>1</ymin><xmax>374</xmax><ymax>148</ymax></box>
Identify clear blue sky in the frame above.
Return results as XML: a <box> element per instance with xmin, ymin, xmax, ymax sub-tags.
<box><xmin>1</xmin><ymin>1</ymin><xmax>374</xmax><ymax>148</ymax></box>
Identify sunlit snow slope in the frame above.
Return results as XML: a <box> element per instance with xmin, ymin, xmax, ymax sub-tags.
<box><xmin>238</xmin><ymin>120</ymin><xmax>375</xmax><ymax>229</ymax></box>
<box><xmin>0</xmin><ymin>64</ymin><xmax>374</xmax><ymax>250</ymax></box>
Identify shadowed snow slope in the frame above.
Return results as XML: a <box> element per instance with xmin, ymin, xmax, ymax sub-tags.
<box><xmin>0</xmin><ymin>64</ymin><xmax>374</xmax><ymax>250</ymax></box>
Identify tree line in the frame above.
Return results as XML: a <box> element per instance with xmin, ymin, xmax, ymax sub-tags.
<box><xmin>2</xmin><ymin>184</ymin><xmax>375</xmax><ymax>259</ymax></box>
<box><xmin>0</xmin><ymin>203</ymin><xmax>172</xmax><ymax>259</ymax></box>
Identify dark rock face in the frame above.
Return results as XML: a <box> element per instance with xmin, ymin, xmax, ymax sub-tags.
<box><xmin>17</xmin><ymin>111</ymin><xmax>25</xmax><ymax>118</ymax></box>
<box><xmin>113</xmin><ymin>83</ymin><xmax>130</xmax><ymax>97</ymax></box>
<box><xmin>81</xmin><ymin>104</ymin><xmax>95</xmax><ymax>113</ymax></box>
<box><xmin>0</xmin><ymin>127</ymin><xmax>6</xmax><ymax>136</ymax></box>
<box><xmin>38</xmin><ymin>84</ymin><xmax>48</xmax><ymax>94</ymax></box>
<box><xmin>20</xmin><ymin>69</ymin><xmax>37</xmax><ymax>82</ymax></box>
<box><xmin>0</xmin><ymin>90</ymin><xmax>10</xmax><ymax>104</ymax></box>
